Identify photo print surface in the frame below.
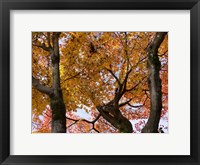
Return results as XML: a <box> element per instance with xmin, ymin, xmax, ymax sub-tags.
<box><xmin>32</xmin><ymin>32</ymin><xmax>168</xmax><ymax>133</ymax></box>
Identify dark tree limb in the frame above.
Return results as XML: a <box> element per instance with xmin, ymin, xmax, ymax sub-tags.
<box><xmin>67</xmin><ymin>119</ymin><xmax>79</xmax><ymax>128</ymax></box>
<box><xmin>124</xmin><ymin>32</ymin><xmax>132</xmax><ymax>71</ymax></box>
<box><xmin>135</xmin><ymin>56</ymin><xmax>147</xmax><ymax>67</ymax></box>
<box><xmin>32</xmin><ymin>43</ymin><xmax>50</xmax><ymax>52</ymax></box>
<box><xmin>32</xmin><ymin>76</ymin><xmax>53</xmax><ymax>96</ymax></box>
<box><xmin>119</xmin><ymin>98</ymin><xmax>143</xmax><ymax>108</ymax></box>
<box><xmin>112</xmin><ymin>68</ymin><xmax>133</xmax><ymax>103</ymax></box>
<box><xmin>47</xmin><ymin>32</ymin><xmax>52</xmax><ymax>48</ymax></box>
<box><xmin>158</xmin><ymin>50</ymin><xmax>168</xmax><ymax>56</ymax></box>
<box><xmin>41</xmin><ymin>33</ymin><xmax>48</xmax><ymax>39</ymax></box>
<box><xmin>126</xmin><ymin>76</ymin><xmax>147</xmax><ymax>92</ymax></box>
<box><xmin>96</xmin><ymin>104</ymin><xmax>133</xmax><ymax>133</ymax></box>
<box><xmin>119</xmin><ymin>99</ymin><xmax>132</xmax><ymax>107</ymax></box>
<box><xmin>127</xmin><ymin>103</ymin><xmax>143</xmax><ymax>108</ymax></box>
<box><xmin>81</xmin><ymin>113</ymin><xmax>101</xmax><ymax>124</ymax></box>
<box><xmin>90</xmin><ymin>127</ymin><xmax>100</xmax><ymax>133</ymax></box>
<box><xmin>61</xmin><ymin>67</ymin><xmax>85</xmax><ymax>84</ymax></box>
<box><xmin>143</xmin><ymin>95</ymin><xmax>149</xmax><ymax>105</ymax></box>
<box><xmin>143</xmin><ymin>89</ymin><xmax>150</xmax><ymax>98</ymax></box>
<box><xmin>105</xmin><ymin>68</ymin><xmax>121</xmax><ymax>86</ymax></box>
<box><xmin>122</xmin><ymin>68</ymin><xmax>132</xmax><ymax>93</ymax></box>
<box><xmin>66</xmin><ymin>114</ymin><xmax>101</xmax><ymax>133</ymax></box>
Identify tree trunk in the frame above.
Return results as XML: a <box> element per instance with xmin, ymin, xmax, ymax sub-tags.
<box><xmin>50</xmin><ymin>91</ymin><xmax>66</xmax><ymax>133</ymax></box>
<box><xmin>141</xmin><ymin>32</ymin><xmax>167</xmax><ymax>133</ymax></box>
<box><xmin>50</xmin><ymin>32</ymin><xmax>66</xmax><ymax>133</ymax></box>
<box><xmin>97</xmin><ymin>102</ymin><xmax>133</xmax><ymax>133</ymax></box>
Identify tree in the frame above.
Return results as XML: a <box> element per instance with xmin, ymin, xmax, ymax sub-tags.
<box><xmin>32</xmin><ymin>32</ymin><xmax>66</xmax><ymax>133</ymax></box>
<box><xmin>141</xmin><ymin>32</ymin><xmax>167</xmax><ymax>133</ymax></box>
<box><xmin>32</xmin><ymin>32</ymin><xmax>168</xmax><ymax>133</ymax></box>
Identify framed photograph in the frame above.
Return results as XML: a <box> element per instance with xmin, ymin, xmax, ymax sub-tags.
<box><xmin>0</xmin><ymin>0</ymin><xmax>199</xmax><ymax>164</ymax></box>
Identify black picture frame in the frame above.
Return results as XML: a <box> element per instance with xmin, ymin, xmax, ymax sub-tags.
<box><xmin>0</xmin><ymin>0</ymin><xmax>199</xmax><ymax>164</ymax></box>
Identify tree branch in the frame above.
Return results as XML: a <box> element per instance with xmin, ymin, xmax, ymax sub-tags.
<box><xmin>105</xmin><ymin>68</ymin><xmax>121</xmax><ymax>86</ymax></box>
<box><xmin>47</xmin><ymin>32</ymin><xmax>52</xmax><ymax>48</ymax></box>
<box><xmin>119</xmin><ymin>99</ymin><xmax>143</xmax><ymax>108</ymax></box>
<box><xmin>124</xmin><ymin>32</ymin><xmax>132</xmax><ymax>71</ymax></box>
<box><xmin>81</xmin><ymin>113</ymin><xmax>101</xmax><ymax>124</ymax></box>
<box><xmin>135</xmin><ymin>56</ymin><xmax>147</xmax><ymax>67</ymax></box>
<box><xmin>61</xmin><ymin>67</ymin><xmax>85</xmax><ymax>84</ymax></box>
<box><xmin>128</xmin><ymin>103</ymin><xmax>143</xmax><ymax>108</ymax></box>
<box><xmin>119</xmin><ymin>99</ymin><xmax>132</xmax><ymax>107</ymax></box>
<box><xmin>122</xmin><ymin>68</ymin><xmax>132</xmax><ymax>94</ymax></box>
<box><xmin>32</xmin><ymin>43</ymin><xmax>50</xmax><ymax>52</ymax></box>
<box><xmin>66</xmin><ymin>114</ymin><xmax>101</xmax><ymax>132</ymax></box>
<box><xmin>158</xmin><ymin>50</ymin><xmax>168</xmax><ymax>56</ymax></box>
<box><xmin>143</xmin><ymin>89</ymin><xmax>150</xmax><ymax>98</ymax></box>
<box><xmin>32</xmin><ymin>76</ymin><xmax>53</xmax><ymax>96</ymax></box>
<box><xmin>143</xmin><ymin>95</ymin><xmax>149</xmax><ymax>105</ymax></box>
<box><xmin>91</xmin><ymin>127</ymin><xmax>100</xmax><ymax>133</ymax></box>
<box><xmin>67</xmin><ymin>120</ymin><xmax>79</xmax><ymax>128</ymax></box>
<box><xmin>112</xmin><ymin>68</ymin><xmax>132</xmax><ymax>104</ymax></box>
<box><xmin>66</xmin><ymin>117</ymin><xmax>80</xmax><ymax>128</ymax></box>
<box><xmin>126</xmin><ymin>76</ymin><xmax>147</xmax><ymax>92</ymax></box>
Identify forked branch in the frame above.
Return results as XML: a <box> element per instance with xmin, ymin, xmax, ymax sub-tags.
<box><xmin>66</xmin><ymin>114</ymin><xmax>101</xmax><ymax>133</ymax></box>
<box><xmin>105</xmin><ymin>68</ymin><xmax>121</xmax><ymax>86</ymax></box>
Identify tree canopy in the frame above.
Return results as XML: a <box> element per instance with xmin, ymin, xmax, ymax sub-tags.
<box><xmin>32</xmin><ymin>32</ymin><xmax>168</xmax><ymax>133</ymax></box>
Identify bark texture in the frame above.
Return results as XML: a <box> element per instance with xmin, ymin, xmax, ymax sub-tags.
<box><xmin>50</xmin><ymin>90</ymin><xmax>66</xmax><ymax>133</ymax></box>
<box><xmin>141</xmin><ymin>32</ymin><xmax>167</xmax><ymax>133</ymax></box>
<box><xmin>97</xmin><ymin>101</ymin><xmax>133</xmax><ymax>133</ymax></box>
